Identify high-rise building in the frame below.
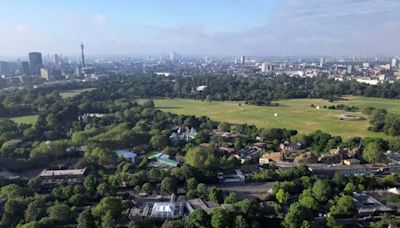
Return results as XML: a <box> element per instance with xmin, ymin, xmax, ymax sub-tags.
<box><xmin>29</xmin><ymin>52</ymin><xmax>43</xmax><ymax>75</ymax></box>
<box><xmin>80</xmin><ymin>43</ymin><xmax>85</xmax><ymax>68</ymax></box>
<box><xmin>391</xmin><ymin>58</ymin><xmax>398</xmax><ymax>69</ymax></box>
<box><xmin>21</xmin><ymin>61</ymin><xmax>30</xmax><ymax>75</ymax></box>
<box><xmin>319</xmin><ymin>57</ymin><xmax>325</xmax><ymax>67</ymax></box>
<box><xmin>170</xmin><ymin>50</ymin><xmax>176</xmax><ymax>62</ymax></box>
<box><xmin>40</xmin><ymin>68</ymin><xmax>49</xmax><ymax>80</ymax></box>
<box><xmin>0</xmin><ymin>61</ymin><xmax>17</xmax><ymax>75</ymax></box>
<box><xmin>261</xmin><ymin>63</ymin><xmax>268</xmax><ymax>73</ymax></box>
<box><xmin>240</xmin><ymin>55</ymin><xmax>245</xmax><ymax>64</ymax></box>
<box><xmin>347</xmin><ymin>65</ymin><xmax>353</xmax><ymax>75</ymax></box>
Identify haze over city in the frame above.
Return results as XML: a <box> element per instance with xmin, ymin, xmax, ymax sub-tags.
<box><xmin>1</xmin><ymin>0</ymin><xmax>400</xmax><ymax>57</ymax></box>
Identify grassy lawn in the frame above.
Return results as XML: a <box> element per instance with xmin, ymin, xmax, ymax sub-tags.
<box><xmin>147</xmin><ymin>96</ymin><xmax>400</xmax><ymax>139</ymax></box>
<box><xmin>60</xmin><ymin>88</ymin><xmax>95</xmax><ymax>98</ymax></box>
<box><xmin>9</xmin><ymin>115</ymin><xmax>39</xmax><ymax>125</ymax></box>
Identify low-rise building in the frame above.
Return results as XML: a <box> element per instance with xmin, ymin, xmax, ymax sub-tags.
<box><xmin>353</xmin><ymin>193</ymin><xmax>395</xmax><ymax>216</ymax></box>
<box><xmin>280</xmin><ymin>141</ymin><xmax>302</xmax><ymax>152</ymax></box>
<box><xmin>217</xmin><ymin>169</ymin><xmax>245</xmax><ymax>185</ymax></box>
<box><xmin>149</xmin><ymin>153</ymin><xmax>180</xmax><ymax>167</ymax></box>
<box><xmin>116</xmin><ymin>149</ymin><xmax>138</xmax><ymax>164</ymax></box>
<box><xmin>235</xmin><ymin>147</ymin><xmax>260</xmax><ymax>164</ymax></box>
<box><xmin>37</xmin><ymin>168</ymin><xmax>88</xmax><ymax>186</ymax></box>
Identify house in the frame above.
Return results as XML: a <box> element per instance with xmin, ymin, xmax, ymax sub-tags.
<box><xmin>353</xmin><ymin>193</ymin><xmax>395</xmax><ymax>216</ymax></box>
<box><xmin>217</xmin><ymin>147</ymin><xmax>235</xmax><ymax>154</ymax></box>
<box><xmin>37</xmin><ymin>168</ymin><xmax>88</xmax><ymax>186</ymax></box>
<box><xmin>129</xmin><ymin>194</ymin><xmax>186</xmax><ymax>221</ymax></box>
<box><xmin>259</xmin><ymin>152</ymin><xmax>284</xmax><ymax>165</ymax></box>
<box><xmin>116</xmin><ymin>149</ymin><xmax>138</xmax><ymax>164</ymax></box>
<box><xmin>235</xmin><ymin>147</ymin><xmax>260</xmax><ymax>164</ymax></box>
<box><xmin>149</xmin><ymin>153</ymin><xmax>180</xmax><ymax>167</ymax></box>
<box><xmin>217</xmin><ymin>169</ymin><xmax>245</xmax><ymax>185</ymax></box>
<box><xmin>169</xmin><ymin>127</ymin><xmax>198</xmax><ymax>144</ymax></box>
<box><xmin>280</xmin><ymin>141</ymin><xmax>301</xmax><ymax>152</ymax></box>
<box><xmin>187</xmin><ymin>198</ymin><xmax>232</xmax><ymax>214</ymax></box>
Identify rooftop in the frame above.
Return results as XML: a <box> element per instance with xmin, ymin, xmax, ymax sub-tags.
<box><xmin>39</xmin><ymin>168</ymin><xmax>87</xmax><ymax>177</ymax></box>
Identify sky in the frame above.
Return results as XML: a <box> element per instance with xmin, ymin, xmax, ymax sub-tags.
<box><xmin>0</xmin><ymin>0</ymin><xmax>399</xmax><ymax>57</ymax></box>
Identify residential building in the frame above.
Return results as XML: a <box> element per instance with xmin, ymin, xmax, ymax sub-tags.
<box><xmin>37</xmin><ymin>168</ymin><xmax>87</xmax><ymax>186</ymax></box>
<box><xmin>280</xmin><ymin>141</ymin><xmax>302</xmax><ymax>152</ymax></box>
<box><xmin>353</xmin><ymin>193</ymin><xmax>394</xmax><ymax>216</ymax></box>
<box><xmin>116</xmin><ymin>149</ymin><xmax>138</xmax><ymax>164</ymax></box>
<box><xmin>217</xmin><ymin>169</ymin><xmax>245</xmax><ymax>184</ymax></box>
<box><xmin>235</xmin><ymin>147</ymin><xmax>260</xmax><ymax>164</ymax></box>
<box><xmin>149</xmin><ymin>153</ymin><xmax>180</xmax><ymax>167</ymax></box>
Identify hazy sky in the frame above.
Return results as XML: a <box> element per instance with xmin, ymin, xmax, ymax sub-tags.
<box><xmin>0</xmin><ymin>0</ymin><xmax>399</xmax><ymax>57</ymax></box>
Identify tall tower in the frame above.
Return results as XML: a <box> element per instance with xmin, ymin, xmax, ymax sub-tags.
<box><xmin>80</xmin><ymin>43</ymin><xmax>85</xmax><ymax>68</ymax></box>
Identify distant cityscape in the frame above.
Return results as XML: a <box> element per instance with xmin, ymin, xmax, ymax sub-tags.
<box><xmin>0</xmin><ymin>44</ymin><xmax>399</xmax><ymax>88</ymax></box>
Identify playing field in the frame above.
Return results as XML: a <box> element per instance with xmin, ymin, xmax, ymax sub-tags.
<box><xmin>9</xmin><ymin>115</ymin><xmax>38</xmax><ymax>125</ymax></box>
<box><xmin>60</xmin><ymin>88</ymin><xmax>95</xmax><ymax>98</ymax></box>
<box><xmin>150</xmin><ymin>96</ymin><xmax>400</xmax><ymax>139</ymax></box>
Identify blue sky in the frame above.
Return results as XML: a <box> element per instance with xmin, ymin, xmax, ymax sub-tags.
<box><xmin>0</xmin><ymin>0</ymin><xmax>399</xmax><ymax>57</ymax></box>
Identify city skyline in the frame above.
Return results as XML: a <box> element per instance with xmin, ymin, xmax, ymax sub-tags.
<box><xmin>1</xmin><ymin>0</ymin><xmax>400</xmax><ymax>57</ymax></box>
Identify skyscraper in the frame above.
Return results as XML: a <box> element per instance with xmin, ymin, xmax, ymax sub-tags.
<box><xmin>319</xmin><ymin>57</ymin><xmax>325</xmax><ymax>67</ymax></box>
<box><xmin>391</xmin><ymin>58</ymin><xmax>398</xmax><ymax>69</ymax></box>
<box><xmin>29</xmin><ymin>52</ymin><xmax>42</xmax><ymax>75</ymax></box>
<box><xmin>240</xmin><ymin>55</ymin><xmax>246</xmax><ymax>64</ymax></box>
<box><xmin>170</xmin><ymin>50</ymin><xmax>175</xmax><ymax>62</ymax></box>
<box><xmin>21</xmin><ymin>61</ymin><xmax>30</xmax><ymax>75</ymax></box>
<box><xmin>80</xmin><ymin>43</ymin><xmax>85</xmax><ymax>68</ymax></box>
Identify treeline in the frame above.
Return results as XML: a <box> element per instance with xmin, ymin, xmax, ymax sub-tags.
<box><xmin>366</xmin><ymin>107</ymin><xmax>400</xmax><ymax>136</ymax></box>
<box><xmin>91</xmin><ymin>74</ymin><xmax>400</xmax><ymax>104</ymax></box>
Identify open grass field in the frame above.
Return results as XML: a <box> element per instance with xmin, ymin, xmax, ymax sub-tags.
<box><xmin>60</xmin><ymin>88</ymin><xmax>95</xmax><ymax>98</ymax></box>
<box><xmin>149</xmin><ymin>96</ymin><xmax>400</xmax><ymax>139</ymax></box>
<box><xmin>9</xmin><ymin>115</ymin><xmax>39</xmax><ymax>125</ymax></box>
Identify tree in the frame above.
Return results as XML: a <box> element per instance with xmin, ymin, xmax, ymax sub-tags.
<box><xmin>208</xmin><ymin>187</ymin><xmax>223</xmax><ymax>203</ymax></box>
<box><xmin>101</xmin><ymin>212</ymin><xmax>114</xmax><ymax>228</ymax></box>
<box><xmin>276</xmin><ymin>189</ymin><xmax>289</xmax><ymax>205</ymax></box>
<box><xmin>283</xmin><ymin>202</ymin><xmax>310</xmax><ymax>228</ymax></box>
<box><xmin>0</xmin><ymin>184</ymin><xmax>24</xmax><ymax>199</ymax></box>
<box><xmin>185</xmin><ymin>147</ymin><xmax>218</xmax><ymax>171</ymax></box>
<box><xmin>1</xmin><ymin>198</ymin><xmax>27</xmax><ymax>227</ymax></box>
<box><xmin>362</xmin><ymin>142</ymin><xmax>385</xmax><ymax>164</ymax></box>
<box><xmin>184</xmin><ymin>209</ymin><xmax>210</xmax><ymax>228</ymax></box>
<box><xmin>77</xmin><ymin>209</ymin><xmax>96</xmax><ymax>228</ymax></box>
<box><xmin>329</xmin><ymin>195</ymin><xmax>355</xmax><ymax>217</ymax></box>
<box><xmin>25</xmin><ymin>200</ymin><xmax>46</xmax><ymax>222</ymax></box>
<box><xmin>299</xmin><ymin>195</ymin><xmax>319</xmax><ymax>211</ymax></box>
<box><xmin>160</xmin><ymin>177</ymin><xmax>177</xmax><ymax>193</ymax></box>
<box><xmin>47</xmin><ymin>203</ymin><xmax>71</xmax><ymax>224</ymax></box>
<box><xmin>92</xmin><ymin>196</ymin><xmax>122</xmax><ymax>219</ymax></box>
<box><xmin>143</xmin><ymin>99</ymin><xmax>155</xmax><ymax>108</ymax></box>
<box><xmin>150</xmin><ymin>134</ymin><xmax>168</xmax><ymax>149</ymax></box>
<box><xmin>162</xmin><ymin>220</ymin><xmax>184</xmax><ymax>228</ymax></box>
<box><xmin>312</xmin><ymin>179</ymin><xmax>332</xmax><ymax>202</ymax></box>
<box><xmin>343</xmin><ymin>183</ymin><xmax>356</xmax><ymax>195</ymax></box>
<box><xmin>233</xmin><ymin>215</ymin><xmax>249</xmax><ymax>228</ymax></box>
<box><xmin>186</xmin><ymin>178</ymin><xmax>198</xmax><ymax>190</ymax></box>
<box><xmin>224</xmin><ymin>192</ymin><xmax>240</xmax><ymax>204</ymax></box>
<box><xmin>211</xmin><ymin>208</ymin><xmax>230</xmax><ymax>228</ymax></box>
<box><xmin>196</xmin><ymin>183</ymin><xmax>207</xmax><ymax>199</ymax></box>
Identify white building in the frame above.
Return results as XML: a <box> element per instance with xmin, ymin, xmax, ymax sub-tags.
<box><xmin>116</xmin><ymin>150</ymin><xmax>138</xmax><ymax>164</ymax></box>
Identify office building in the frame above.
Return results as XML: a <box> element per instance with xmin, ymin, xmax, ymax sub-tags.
<box><xmin>392</xmin><ymin>58</ymin><xmax>398</xmax><ymax>69</ymax></box>
<box><xmin>347</xmin><ymin>65</ymin><xmax>353</xmax><ymax>75</ymax></box>
<box><xmin>240</xmin><ymin>55</ymin><xmax>245</xmax><ymax>64</ymax></box>
<box><xmin>21</xmin><ymin>61</ymin><xmax>30</xmax><ymax>75</ymax></box>
<box><xmin>29</xmin><ymin>52</ymin><xmax>43</xmax><ymax>75</ymax></box>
